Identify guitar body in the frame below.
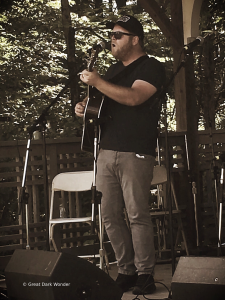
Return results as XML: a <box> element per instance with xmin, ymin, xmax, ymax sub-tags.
<box><xmin>81</xmin><ymin>87</ymin><xmax>104</xmax><ymax>153</ymax></box>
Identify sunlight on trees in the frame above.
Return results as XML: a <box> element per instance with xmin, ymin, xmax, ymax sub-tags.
<box><xmin>0</xmin><ymin>0</ymin><xmax>224</xmax><ymax>141</ymax></box>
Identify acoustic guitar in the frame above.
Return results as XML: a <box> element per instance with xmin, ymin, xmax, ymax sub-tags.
<box><xmin>81</xmin><ymin>42</ymin><xmax>105</xmax><ymax>153</ymax></box>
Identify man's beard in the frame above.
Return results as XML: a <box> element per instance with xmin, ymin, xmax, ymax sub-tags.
<box><xmin>112</xmin><ymin>38</ymin><xmax>133</xmax><ymax>61</ymax></box>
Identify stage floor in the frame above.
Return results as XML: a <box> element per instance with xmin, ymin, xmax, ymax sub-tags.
<box><xmin>108</xmin><ymin>261</ymin><xmax>172</xmax><ymax>300</ymax></box>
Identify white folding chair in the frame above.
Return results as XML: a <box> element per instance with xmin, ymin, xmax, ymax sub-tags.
<box><xmin>151</xmin><ymin>165</ymin><xmax>167</xmax><ymax>209</ymax></box>
<box><xmin>49</xmin><ymin>171</ymin><xmax>107</xmax><ymax>269</ymax></box>
<box><xmin>151</xmin><ymin>165</ymin><xmax>167</xmax><ymax>185</ymax></box>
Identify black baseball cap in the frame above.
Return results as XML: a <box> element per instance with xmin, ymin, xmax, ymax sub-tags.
<box><xmin>107</xmin><ymin>15</ymin><xmax>144</xmax><ymax>40</ymax></box>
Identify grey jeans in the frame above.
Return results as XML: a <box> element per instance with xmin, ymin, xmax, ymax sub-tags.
<box><xmin>96</xmin><ymin>149</ymin><xmax>155</xmax><ymax>275</ymax></box>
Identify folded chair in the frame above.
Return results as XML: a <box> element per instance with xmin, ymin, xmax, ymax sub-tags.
<box><xmin>49</xmin><ymin>171</ymin><xmax>107</xmax><ymax>269</ymax></box>
<box><xmin>150</xmin><ymin>165</ymin><xmax>189</xmax><ymax>256</ymax></box>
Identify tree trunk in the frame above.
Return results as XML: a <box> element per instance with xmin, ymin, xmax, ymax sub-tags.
<box><xmin>202</xmin><ymin>34</ymin><xmax>215</xmax><ymax>129</ymax></box>
<box><xmin>169</xmin><ymin>0</ymin><xmax>187</xmax><ymax>132</ymax></box>
<box><xmin>61</xmin><ymin>0</ymin><xmax>78</xmax><ymax>118</ymax></box>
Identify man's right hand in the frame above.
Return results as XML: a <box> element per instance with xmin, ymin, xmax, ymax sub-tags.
<box><xmin>75</xmin><ymin>98</ymin><xmax>87</xmax><ymax>117</ymax></box>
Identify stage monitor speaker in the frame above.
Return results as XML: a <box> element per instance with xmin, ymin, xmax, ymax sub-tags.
<box><xmin>5</xmin><ymin>249</ymin><xmax>122</xmax><ymax>300</ymax></box>
<box><xmin>171</xmin><ymin>256</ymin><xmax>225</xmax><ymax>300</ymax></box>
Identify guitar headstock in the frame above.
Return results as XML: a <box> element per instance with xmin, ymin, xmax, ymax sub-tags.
<box><xmin>87</xmin><ymin>41</ymin><xmax>105</xmax><ymax>72</ymax></box>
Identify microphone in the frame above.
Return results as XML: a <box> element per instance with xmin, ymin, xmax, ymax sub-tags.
<box><xmin>184</xmin><ymin>36</ymin><xmax>204</xmax><ymax>53</ymax></box>
<box><xmin>104</xmin><ymin>41</ymin><xmax>111</xmax><ymax>51</ymax></box>
<box><xmin>87</xmin><ymin>41</ymin><xmax>105</xmax><ymax>55</ymax></box>
<box><xmin>92</xmin><ymin>41</ymin><xmax>105</xmax><ymax>51</ymax></box>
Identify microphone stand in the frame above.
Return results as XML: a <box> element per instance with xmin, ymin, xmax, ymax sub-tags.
<box><xmin>155</xmin><ymin>50</ymin><xmax>194</xmax><ymax>274</ymax></box>
<box><xmin>209</xmin><ymin>123</ymin><xmax>219</xmax><ymax>219</ymax></box>
<box><xmin>169</xmin><ymin>50</ymin><xmax>201</xmax><ymax>249</ymax></box>
<box><xmin>18</xmin><ymin>83</ymin><xmax>69</xmax><ymax>251</ymax></box>
<box><xmin>161</xmin><ymin>96</ymin><xmax>176</xmax><ymax>275</ymax></box>
<box><xmin>89</xmin><ymin>119</ymin><xmax>104</xmax><ymax>269</ymax></box>
<box><xmin>218</xmin><ymin>157</ymin><xmax>225</xmax><ymax>256</ymax></box>
<box><xmin>184</xmin><ymin>134</ymin><xmax>199</xmax><ymax>247</ymax></box>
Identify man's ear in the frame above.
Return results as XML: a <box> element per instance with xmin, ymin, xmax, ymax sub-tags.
<box><xmin>132</xmin><ymin>36</ymin><xmax>140</xmax><ymax>46</ymax></box>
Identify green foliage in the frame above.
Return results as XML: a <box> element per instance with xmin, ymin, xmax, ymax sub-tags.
<box><xmin>1</xmin><ymin>0</ymin><xmax>223</xmax><ymax>140</ymax></box>
<box><xmin>196</xmin><ymin>0</ymin><xmax>225</xmax><ymax>129</ymax></box>
<box><xmin>0</xmin><ymin>0</ymin><xmax>174</xmax><ymax>141</ymax></box>
<box><xmin>0</xmin><ymin>0</ymin><xmax>69</xmax><ymax>140</ymax></box>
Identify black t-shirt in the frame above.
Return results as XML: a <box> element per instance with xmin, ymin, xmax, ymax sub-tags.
<box><xmin>99</xmin><ymin>55</ymin><xmax>165</xmax><ymax>156</ymax></box>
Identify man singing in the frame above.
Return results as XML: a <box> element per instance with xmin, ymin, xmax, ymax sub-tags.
<box><xmin>75</xmin><ymin>15</ymin><xmax>165</xmax><ymax>295</ymax></box>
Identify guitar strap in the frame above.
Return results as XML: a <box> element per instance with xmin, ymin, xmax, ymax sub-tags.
<box><xmin>107</xmin><ymin>55</ymin><xmax>149</xmax><ymax>84</ymax></box>
<box><xmin>106</xmin><ymin>55</ymin><xmax>165</xmax><ymax>112</ymax></box>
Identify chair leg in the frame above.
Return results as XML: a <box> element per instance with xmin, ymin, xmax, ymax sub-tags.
<box><xmin>51</xmin><ymin>224</ymin><xmax>62</xmax><ymax>252</ymax></box>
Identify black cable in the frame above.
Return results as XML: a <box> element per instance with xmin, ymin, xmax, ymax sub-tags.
<box><xmin>131</xmin><ymin>253</ymin><xmax>157</xmax><ymax>300</ymax></box>
<box><xmin>132</xmin><ymin>280</ymin><xmax>171</xmax><ymax>300</ymax></box>
<box><xmin>0</xmin><ymin>293</ymin><xmax>8</xmax><ymax>300</ymax></box>
<box><xmin>143</xmin><ymin>282</ymin><xmax>171</xmax><ymax>300</ymax></box>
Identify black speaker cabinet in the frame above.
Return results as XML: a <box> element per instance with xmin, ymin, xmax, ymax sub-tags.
<box><xmin>5</xmin><ymin>249</ymin><xmax>122</xmax><ymax>300</ymax></box>
<box><xmin>171</xmin><ymin>256</ymin><xmax>225</xmax><ymax>300</ymax></box>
